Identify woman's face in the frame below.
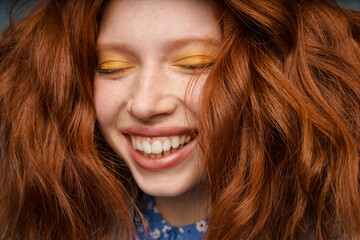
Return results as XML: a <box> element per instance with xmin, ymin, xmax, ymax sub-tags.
<box><xmin>94</xmin><ymin>0</ymin><xmax>221</xmax><ymax>197</ymax></box>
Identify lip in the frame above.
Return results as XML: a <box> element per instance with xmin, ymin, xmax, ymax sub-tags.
<box><xmin>123</xmin><ymin>126</ymin><xmax>197</xmax><ymax>137</ymax></box>
<box><xmin>123</xmin><ymin>128</ymin><xmax>198</xmax><ymax>171</ymax></box>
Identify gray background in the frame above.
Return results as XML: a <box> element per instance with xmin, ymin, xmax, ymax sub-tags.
<box><xmin>0</xmin><ymin>0</ymin><xmax>360</xmax><ymax>33</ymax></box>
<box><xmin>0</xmin><ymin>0</ymin><xmax>11</xmax><ymax>32</ymax></box>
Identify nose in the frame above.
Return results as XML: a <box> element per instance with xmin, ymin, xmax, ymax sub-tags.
<box><xmin>126</xmin><ymin>67</ymin><xmax>177</xmax><ymax>122</ymax></box>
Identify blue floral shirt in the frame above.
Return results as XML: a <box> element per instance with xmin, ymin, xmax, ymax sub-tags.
<box><xmin>135</xmin><ymin>193</ymin><xmax>207</xmax><ymax>240</ymax></box>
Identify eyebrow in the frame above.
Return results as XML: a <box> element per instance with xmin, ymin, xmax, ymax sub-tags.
<box><xmin>97</xmin><ymin>37</ymin><xmax>221</xmax><ymax>52</ymax></box>
<box><xmin>164</xmin><ymin>37</ymin><xmax>221</xmax><ymax>48</ymax></box>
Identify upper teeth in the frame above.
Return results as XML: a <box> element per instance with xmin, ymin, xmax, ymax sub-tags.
<box><xmin>130</xmin><ymin>135</ymin><xmax>192</xmax><ymax>155</ymax></box>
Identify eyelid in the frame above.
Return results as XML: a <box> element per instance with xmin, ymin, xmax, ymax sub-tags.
<box><xmin>173</xmin><ymin>54</ymin><xmax>215</xmax><ymax>63</ymax></box>
<box><xmin>171</xmin><ymin>54</ymin><xmax>215</xmax><ymax>65</ymax></box>
<box><xmin>97</xmin><ymin>60</ymin><xmax>136</xmax><ymax>70</ymax></box>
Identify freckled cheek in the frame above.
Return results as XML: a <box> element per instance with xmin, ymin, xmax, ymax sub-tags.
<box><xmin>185</xmin><ymin>75</ymin><xmax>206</xmax><ymax>118</ymax></box>
<box><xmin>93</xmin><ymin>82</ymin><xmax>122</xmax><ymax>126</ymax></box>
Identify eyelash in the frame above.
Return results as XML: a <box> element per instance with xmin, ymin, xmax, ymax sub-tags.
<box><xmin>95</xmin><ymin>62</ymin><xmax>214</xmax><ymax>75</ymax></box>
<box><xmin>96</xmin><ymin>68</ymin><xmax>127</xmax><ymax>74</ymax></box>
<box><xmin>178</xmin><ymin>62</ymin><xmax>214</xmax><ymax>70</ymax></box>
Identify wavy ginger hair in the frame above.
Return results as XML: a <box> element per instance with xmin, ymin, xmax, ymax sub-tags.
<box><xmin>202</xmin><ymin>0</ymin><xmax>360</xmax><ymax>239</ymax></box>
<box><xmin>0</xmin><ymin>1</ymin><xmax>136</xmax><ymax>239</ymax></box>
<box><xmin>0</xmin><ymin>0</ymin><xmax>359</xmax><ymax>239</ymax></box>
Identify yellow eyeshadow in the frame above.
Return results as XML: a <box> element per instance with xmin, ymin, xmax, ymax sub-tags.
<box><xmin>98</xmin><ymin>60</ymin><xmax>136</xmax><ymax>70</ymax></box>
<box><xmin>170</xmin><ymin>51</ymin><xmax>216</xmax><ymax>66</ymax></box>
<box><xmin>173</xmin><ymin>55</ymin><xmax>214</xmax><ymax>65</ymax></box>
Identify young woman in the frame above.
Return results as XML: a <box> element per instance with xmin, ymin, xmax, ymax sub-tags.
<box><xmin>1</xmin><ymin>0</ymin><xmax>359</xmax><ymax>239</ymax></box>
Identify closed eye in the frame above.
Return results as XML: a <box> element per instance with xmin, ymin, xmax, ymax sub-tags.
<box><xmin>96</xmin><ymin>60</ymin><xmax>136</xmax><ymax>76</ymax></box>
<box><xmin>171</xmin><ymin>55</ymin><xmax>215</xmax><ymax>73</ymax></box>
<box><xmin>178</xmin><ymin>62</ymin><xmax>214</xmax><ymax>70</ymax></box>
<box><xmin>96</xmin><ymin>67</ymin><xmax>128</xmax><ymax>74</ymax></box>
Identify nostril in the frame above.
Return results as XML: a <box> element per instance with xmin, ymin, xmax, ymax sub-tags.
<box><xmin>126</xmin><ymin>94</ymin><xmax>177</xmax><ymax>122</ymax></box>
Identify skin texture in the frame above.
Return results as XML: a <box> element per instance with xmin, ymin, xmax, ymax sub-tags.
<box><xmin>94</xmin><ymin>0</ymin><xmax>221</xmax><ymax>226</ymax></box>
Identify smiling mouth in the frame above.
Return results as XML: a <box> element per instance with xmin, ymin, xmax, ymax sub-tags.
<box><xmin>128</xmin><ymin>134</ymin><xmax>195</xmax><ymax>158</ymax></box>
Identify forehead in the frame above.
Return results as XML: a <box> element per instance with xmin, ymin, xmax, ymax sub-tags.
<box><xmin>98</xmin><ymin>0</ymin><xmax>221</xmax><ymax>49</ymax></box>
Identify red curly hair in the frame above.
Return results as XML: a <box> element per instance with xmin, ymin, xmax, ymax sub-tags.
<box><xmin>0</xmin><ymin>0</ymin><xmax>359</xmax><ymax>239</ymax></box>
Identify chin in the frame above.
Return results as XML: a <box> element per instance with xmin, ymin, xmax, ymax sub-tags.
<box><xmin>128</xmin><ymin>151</ymin><xmax>204</xmax><ymax>198</ymax></box>
<box><xmin>136</xmin><ymin>175</ymin><xmax>203</xmax><ymax>198</ymax></box>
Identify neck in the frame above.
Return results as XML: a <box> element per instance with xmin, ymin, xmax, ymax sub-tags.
<box><xmin>154</xmin><ymin>182</ymin><xmax>209</xmax><ymax>227</ymax></box>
